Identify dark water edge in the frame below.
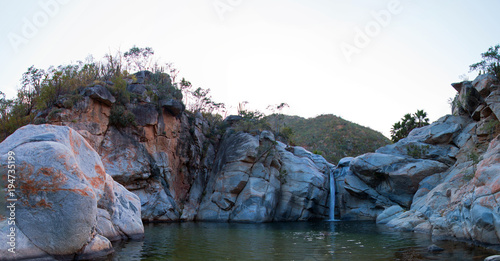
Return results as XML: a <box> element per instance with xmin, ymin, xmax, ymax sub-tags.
<box><xmin>98</xmin><ymin>221</ymin><xmax>499</xmax><ymax>261</ymax></box>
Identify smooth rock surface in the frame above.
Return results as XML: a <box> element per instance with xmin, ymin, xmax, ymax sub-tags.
<box><xmin>0</xmin><ymin>125</ymin><xmax>143</xmax><ymax>259</ymax></box>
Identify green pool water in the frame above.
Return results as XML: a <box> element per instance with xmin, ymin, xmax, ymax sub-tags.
<box><xmin>107</xmin><ymin>221</ymin><xmax>499</xmax><ymax>261</ymax></box>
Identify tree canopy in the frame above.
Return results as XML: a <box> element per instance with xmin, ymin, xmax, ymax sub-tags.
<box><xmin>390</xmin><ymin>110</ymin><xmax>429</xmax><ymax>142</ymax></box>
<box><xmin>469</xmin><ymin>44</ymin><xmax>500</xmax><ymax>79</ymax></box>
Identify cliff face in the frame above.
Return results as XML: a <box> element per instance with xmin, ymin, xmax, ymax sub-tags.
<box><xmin>334</xmin><ymin>74</ymin><xmax>500</xmax><ymax>245</ymax></box>
<box><xmin>45</xmin><ymin>85</ymin><xmax>214</xmax><ymax>222</ymax></box>
<box><xmin>40</xmin><ymin>83</ymin><xmax>331</xmax><ymax>222</ymax></box>
<box><xmin>196</xmin><ymin>131</ymin><xmax>332</xmax><ymax>222</ymax></box>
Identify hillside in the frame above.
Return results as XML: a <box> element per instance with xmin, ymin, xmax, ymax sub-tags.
<box><xmin>267</xmin><ymin>114</ymin><xmax>391</xmax><ymax>164</ymax></box>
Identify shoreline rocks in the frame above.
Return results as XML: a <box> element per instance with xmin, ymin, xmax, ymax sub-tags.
<box><xmin>333</xmin><ymin>73</ymin><xmax>500</xmax><ymax>247</ymax></box>
<box><xmin>0</xmin><ymin>125</ymin><xmax>143</xmax><ymax>260</ymax></box>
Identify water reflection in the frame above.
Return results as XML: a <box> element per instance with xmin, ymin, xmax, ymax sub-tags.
<box><xmin>107</xmin><ymin>221</ymin><xmax>498</xmax><ymax>261</ymax></box>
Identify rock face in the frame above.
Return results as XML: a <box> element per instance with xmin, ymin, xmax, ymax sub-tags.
<box><xmin>44</xmin><ymin>88</ymin><xmax>214</xmax><ymax>222</ymax></box>
<box><xmin>334</xmin><ymin>74</ymin><xmax>500</xmax><ymax>245</ymax></box>
<box><xmin>35</xmin><ymin>85</ymin><xmax>332</xmax><ymax>224</ymax></box>
<box><xmin>196</xmin><ymin>131</ymin><xmax>332</xmax><ymax>222</ymax></box>
<box><xmin>0</xmin><ymin>125</ymin><xmax>143</xmax><ymax>260</ymax></box>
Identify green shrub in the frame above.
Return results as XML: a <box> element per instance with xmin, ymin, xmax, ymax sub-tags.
<box><xmin>110</xmin><ymin>76</ymin><xmax>130</xmax><ymax>105</ymax></box>
<box><xmin>484</xmin><ymin>120</ymin><xmax>499</xmax><ymax>136</ymax></box>
<box><xmin>313</xmin><ymin>150</ymin><xmax>323</xmax><ymax>155</ymax></box>
<box><xmin>469</xmin><ymin>44</ymin><xmax>500</xmax><ymax>79</ymax></box>
<box><xmin>406</xmin><ymin>144</ymin><xmax>430</xmax><ymax>158</ymax></box>
<box><xmin>62</xmin><ymin>94</ymin><xmax>83</xmax><ymax>109</ymax></box>
<box><xmin>109</xmin><ymin>105</ymin><xmax>136</xmax><ymax>128</ymax></box>
<box><xmin>33</xmin><ymin>117</ymin><xmax>47</xmax><ymax>125</ymax></box>
<box><xmin>278</xmin><ymin>126</ymin><xmax>294</xmax><ymax>144</ymax></box>
<box><xmin>279</xmin><ymin>169</ymin><xmax>288</xmax><ymax>184</ymax></box>
<box><xmin>467</xmin><ymin>151</ymin><xmax>480</xmax><ymax>165</ymax></box>
<box><xmin>47</xmin><ymin>108</ymin><xmax>63</xmax><ymax>120</ymax></box>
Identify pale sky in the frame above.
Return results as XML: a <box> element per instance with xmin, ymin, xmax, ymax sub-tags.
<box><xmin>1</xmin><ymin>0</ymin><xmax>500</xmax><ymax>137</ymax></box>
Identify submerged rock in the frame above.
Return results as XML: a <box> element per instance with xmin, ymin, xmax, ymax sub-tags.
<box><xmin>427</xmin><ymin>244</ymin><xmax>444</xmax><ymax>252</ymax></box>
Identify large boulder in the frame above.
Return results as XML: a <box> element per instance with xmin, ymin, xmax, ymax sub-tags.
<box><xmin>83</xmin><ymin>85</ymin><xmax>116</xmax><ymax>106</ymax></box>
<box><xmin>334</xmin><ymin>159</ymin><xmax>396</xmax><ymax>220</ymax></box>
<box><xmin>161</xmin><ymin>99</ymin><xmax>185</xmax><ymax>116</ymax></box>
<box><xmin>274</xmin><ymin>145</ymin><xmax>332</xmax><ymax>220</ymax></box>
<box><xmin>129</xmin><ymin>103</ymin><xmax>159</xmax><ymax>127</ymax></box>
<box><xmin>387</xmin><ymin>134</ymin><xmax>500</xmax><ymax>244</ymax></box>
<box><xmin>350</xmin><ymin>153</ymin><xmax>448</xmax><ymax>208</ymax></box>
<box><xmin>0</xmin><ymin>125</ymin><xmax>143</xmax><ymax>260</ymax></box>
<box><xmin>406</xmin><ymin>115</ymin><xmax>471</xmax><ymax>145</ymax></box>
<box><xmin>333</xmin><ymin>115</ymin><xmax>469</xmax><ymax>221</ymax></box>
<box><xmin>486</xmin><ymin>87</ymin><xmax>500</xmax><ymax>120</ymax></box>
<box><xmin>472</xmin><ymin>73</ymin><xmax>498</xmax><ymax>98</ymax></box>
<box><xmin>457</xmin><ymin>81</ymin><xmax>484</xmax><ymax>116</ymax></box>
<box><xmin>196</xmin><ymin>131</ymin><xmax>331</xmax><ymax>222</ymax></box>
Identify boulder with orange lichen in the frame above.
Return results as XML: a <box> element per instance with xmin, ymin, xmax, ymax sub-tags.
<box><xmin>0</xmin><ymin>124</ymin><xmax>143</xmax><ymax>260</ymax></box>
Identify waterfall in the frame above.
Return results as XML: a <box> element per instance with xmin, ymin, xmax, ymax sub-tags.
<box><xmin>329</xmin><ymin>170</ymin><xmax>335</xmax><ymax>221</ymax></box>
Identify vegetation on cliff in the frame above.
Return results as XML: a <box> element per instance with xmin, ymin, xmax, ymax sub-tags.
<box><xmin>390</xmin><ymin>110</ymin><xmax>430</xmax><ymax>142</ymax></box>
<box><xmin>268</xmin><ymin>114</ymin><xmax>391</xmax><ymax>164</ymax></box>
<box><xmin>469</xmin><ymin>44</ymin><xmax>500</xmax><ymax>79</ymax></box>
<box><xmin>0</xmin><ymin>46</ymin><xmax>188</xmax><ymax>141</ymax></box>
<box><xmin>0</xmin><ymin>46</ymin><xmax>390</xmax><ymax>165</ymax></box>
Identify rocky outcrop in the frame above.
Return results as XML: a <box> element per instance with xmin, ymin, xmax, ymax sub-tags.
<box><xmin>0</xmin><ymin>125</ymin><xmax>143</xmax><ymax>260</ymax></box>
<box><xmin>334</xmin><ymin>157</ymin><xmax>395</xmax><ymax>220</ymax></box>
<box><xmin>83</xmin><ymin>85</ymin><xmax>116</xmax><ymax>106</ymax></box>
<box><xmin>334</xmin><ymin>115</ymin><xmax>465</xmax><ymax>220</ymax></box>
<box><xmin>334</xmin><ymin>73</ymin><xmax>500</xmax><ymax>245</ymax></box>
<box><xmin>386</xmin><ymin>134</ymin><xmax>500</xmax><ymax>243</ymax></box>
<box><xmin>196</xmin><ymin>130</ymin><xmax>332</xmax><ymax>222</ymax></box>
<box><xmin>44</xmin><ymin>86</ymin><xmax>215</xmax><ymax>222</ymax></box>
<box><xmin>37</xmin><ymin>82</ymin><xmax>331</xmax><ymax>224</ymax></box>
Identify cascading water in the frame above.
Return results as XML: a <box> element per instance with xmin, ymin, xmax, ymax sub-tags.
<box><xmin>329</xmin><ymin>171</ymin><xmax>335</xmax><ymax>221</ymax></box>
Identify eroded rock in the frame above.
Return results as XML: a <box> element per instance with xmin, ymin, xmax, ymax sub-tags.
<box><xmin>0</xmin><ymin>125</ymin><xmax>143</xmax><ymax>260</ymax></box>
<box><xmin>196</xmin><ymin>131</ymin><xmax>331</xmax><ymax>222</ymax></box>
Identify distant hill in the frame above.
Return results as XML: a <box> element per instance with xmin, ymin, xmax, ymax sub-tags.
<box><xmin>267</xmin><ymin>114</ymin><xmax>391</xmax><ymax>164</ymax></box>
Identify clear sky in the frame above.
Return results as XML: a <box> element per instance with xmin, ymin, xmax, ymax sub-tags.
<box><xmin>1</xmin><ymin>0</ymin><xmax>500</xmax><ymax>137</ymax></box>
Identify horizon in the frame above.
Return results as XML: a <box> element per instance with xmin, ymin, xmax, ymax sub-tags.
<box><xmin>2</xmin><ymin>0</ymin><xmax>500</xmax><ymax>138</ymax></box>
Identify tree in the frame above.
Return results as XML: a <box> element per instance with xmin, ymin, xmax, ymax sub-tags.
<box><xmin>190</xmin><ymin>87</ymin><xmax>211</xmax><ymax>113</ymax></box>
<box><xmin>180</xmin><ymin>78</ymin><xmax>193</xmax><ymax>106</ymax></box>
<box><xmin>414</xmin><ymin>109</ymin><xmax>430</xmax><ymax>127</ymax></box>
<box><xmin>19</xmin><ymin>65</ymin><xmax>45</xmax><ymax>115</ymax></box>
<box><xmin>238</xmin><ymin>101</ymin><xmax>263</xmax><ymax>120</ymax></box>
<box><xmin>390</xmin><ymin>110</ymin><xmax>429</xmax><ymax>142</ymax></box>
<box><xmin>267</xmin><ymin>102</ymin><xmax>289</xmax><ymax>133</ymax></box>
<box><xmin>469</xmin><ymin>44</ymin><xmax>500</xmax><ymax>78</ymax></box>
<box><xmin>124</xmin><ymin>46</ymin><xmax>155</xmax><ymax>72</ymax></box>
<box><xmin>165</xmin><ymin>63</ymin><xmax>179</xmax><ymax>83</ymax></box>
<box><xmin>186</xmin><ymin>87</ymin><xmax>225</xmax><ymax>115</ymax></box>
<box><xmin>0</xmin><ymin>91</ymin><xmax>12</xmax><ymax>119</ymax></box>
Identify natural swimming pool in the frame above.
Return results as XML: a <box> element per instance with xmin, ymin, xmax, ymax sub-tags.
<box><xmin>107</xmin><ymin>221</ymin><xmax>499</xmax><ymax>260</ymax></box>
